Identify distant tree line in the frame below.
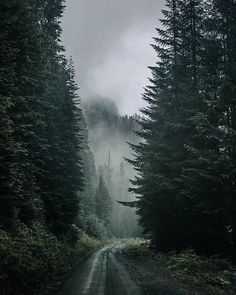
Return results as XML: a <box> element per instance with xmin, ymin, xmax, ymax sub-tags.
<box><xmin>77</xmin><ymin>116</ymin><xmax>112</xmax><ymax>238</ymax></box>
<box><xmin>83</xmin><ymin>98</ymin><xmax>139</xmax><ymax>137</ymax></box>
<box><xmin>83</xmin><ymin>98</ymin><xmax>141</xmax><ymax>237</ymax></box>
<box><xmin>130</xmin><ymin>0</ymin><xmax>236</xmax><ymax>257</ymax></box>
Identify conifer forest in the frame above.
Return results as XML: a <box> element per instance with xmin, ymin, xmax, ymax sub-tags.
<box><xmin>1</xmin><ymin>1</ymin><xmax>236</xmax><ymax>295</ymax></box>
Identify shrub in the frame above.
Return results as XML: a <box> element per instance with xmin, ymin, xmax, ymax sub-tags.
<box><xmin>79</xmin><ymin>214</ymin><xmax>107</xmax><ymax>239</ymax></box>
<box><xmin>0</xmin><ymin>223</ymin><xmax>103</xmax><ymax>295</ymax></box>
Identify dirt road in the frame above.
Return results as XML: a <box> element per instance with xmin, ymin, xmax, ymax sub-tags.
<box><xmin>59</xmin><ymin>243</ymin><xmax>187</xmax><ymax>295</ymax></box>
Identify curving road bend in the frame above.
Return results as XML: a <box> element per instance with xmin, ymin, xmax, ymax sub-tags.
<box><xmin>58</xmin><ymin>243</ymin><xmax>187</xmax><ymax>295</ymax></box>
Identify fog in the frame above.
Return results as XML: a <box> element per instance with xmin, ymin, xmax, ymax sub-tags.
<box><xmin>83</xmin><ymin>97</ymin><xmax>141</xmax><ymax>237</ymax></box>
<box><xmin>62</xmin><ymin>0</ymin><xmax>165</xmax><ymax>115</ymax></box>
<box><xmin>62</xmin><ymin>0</ymin><xmax>165</xmax><ymax>236</ymax></box>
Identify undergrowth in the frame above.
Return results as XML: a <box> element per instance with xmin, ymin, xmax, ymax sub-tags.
<box><xmin>123</xmin><ymin>239</ymin><xmax>236</xmax><ymax>294</ymax></box>
<box><xmin>0</xmin><ymin>223</ymin><xmax>104</xmax><ymax>295</ymax></box>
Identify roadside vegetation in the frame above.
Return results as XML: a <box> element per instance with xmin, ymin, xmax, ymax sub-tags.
<box><xmin>0</xmin><ymin>224</ymin><xmax>104</xmax><ymax>295</ymax></box>
<box><xmin>123</xmin><ymin>239</ymin><xmax>236</xmax><ymax>295</ymax></box>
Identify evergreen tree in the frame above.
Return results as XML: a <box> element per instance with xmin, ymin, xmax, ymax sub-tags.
<box><xmin>79</xmin><ymin>117</ymin><xmax>97</xmax><ymax>216</ymax></box>
<box><xmin>95</xmin><ymin>175</ymin><xmax>112</xmax><ymax>225</ymax></box>
<box><xmin>130</xmin><ymin>0</ymin><xmax>189</xmax><ymax>251</ymax></box>
<box><xmin>176</xmin><ymin>0</ymin><xmax>233</xmax><ymax>254</ymax></box>
<box><xmin>130</xmin><ymin>0</ymin><xmax>230</xmax><ymax>254</ymax></box>
<box><xmin>0</xmin><ymin>0</ymin><xmax>46</xmax><ymax>230</ymax></box>
<box><xmin>0</xmin><ymin>0</ymin><xmax>84</xmax><ymax>237</ymax></box>
<box><xmin>0</xmin><ymin>0</ymin><xmax>87</xmax><ymax>293</ymax></box>
<box><xmin>207</xmin><ymin>0</ymin><xmax>236</xmax><ymax>254</ymax></box>
<box><xmin>130</xmin><ymin>0</ymin><xmax>236</xmax><ymax>255</ymax></box>
<box><xmin>0</xmin><ymin>1</ymin><xmax>18</xmax><ymax>230</ymax></box>
<box><xmin>38</xmin><ymin>55</ymin><xmax>84</xmax><ymax>235</ymax></box>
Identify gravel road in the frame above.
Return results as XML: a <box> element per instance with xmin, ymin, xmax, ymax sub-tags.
<box><xmin>58</xmin><ymin>243</ymin><xmax>188</xmax><ymax>295</ymax></box>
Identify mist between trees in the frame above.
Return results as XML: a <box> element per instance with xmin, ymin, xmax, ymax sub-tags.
<box><xmin>1</xmin><ymin>0</ymin><xmax>236</xmax><ymax>294</ymax></box>
<box><xmin>81</xmin><ymin>97</ymin><xmax>141</xmax><ymax>238</ymax></box>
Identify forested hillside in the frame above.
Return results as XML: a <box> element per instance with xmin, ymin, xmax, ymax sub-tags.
<box><xmin>83</xmin><ymin>97</ymin><xmax>141</xmax><ymax>237</ymax></box>
<box><xmin>130</xmin><ymin>0</ymin><xmax>236</xmax><ymax>257</ymax></box>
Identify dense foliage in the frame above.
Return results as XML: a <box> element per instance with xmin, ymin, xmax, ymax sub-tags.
<box><xmin>0</xmin><ymin>1</ymin><xmax>106</xmax><ymax>294</ymax></box>
<box><xmin>0</xmin><ymin>0</ymin><xmax>83</xmax><ymax>237</ymax></box>
<box><xmin>130</xmin><ymin>0</ymin><xmax>236</xmax><ymax>257</ymax></box>
<box><xmin>0</xmin><ymin>223</ymin><xmax>103</xmax><ymax>295</ymax></box>
<box><xmin>95</xmin><ymin>175</ymin><xmax>112</xmax><ymax>225</ymax></box>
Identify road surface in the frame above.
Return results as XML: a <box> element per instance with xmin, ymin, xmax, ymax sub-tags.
<box><xmin>59</xmin><ymin>243</ymin><xmax>187</xmax><ymax>295</ymax></box>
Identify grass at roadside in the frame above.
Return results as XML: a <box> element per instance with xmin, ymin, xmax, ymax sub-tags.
<box><xmin>122</xmin><ymin>239</ymin><xmax>236</xmax><ymax>294</ymax></box>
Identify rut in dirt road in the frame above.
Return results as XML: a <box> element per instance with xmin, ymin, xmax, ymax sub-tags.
<box><xmin>58</xmin><ymin>243</ymin><xmax>187</xmax><ymax>295</ymax></box>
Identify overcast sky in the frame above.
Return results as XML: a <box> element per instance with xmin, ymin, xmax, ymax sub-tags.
<box><xmin>62</xmin><ymin>0</ymin><xmax>165</xmax><ymax>115</ymax></box>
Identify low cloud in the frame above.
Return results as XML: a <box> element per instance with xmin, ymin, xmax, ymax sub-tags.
<box><xmin>62</xmin><ymin>0</ymin><xmax>165</xmax><ymax>114</ymax></box>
